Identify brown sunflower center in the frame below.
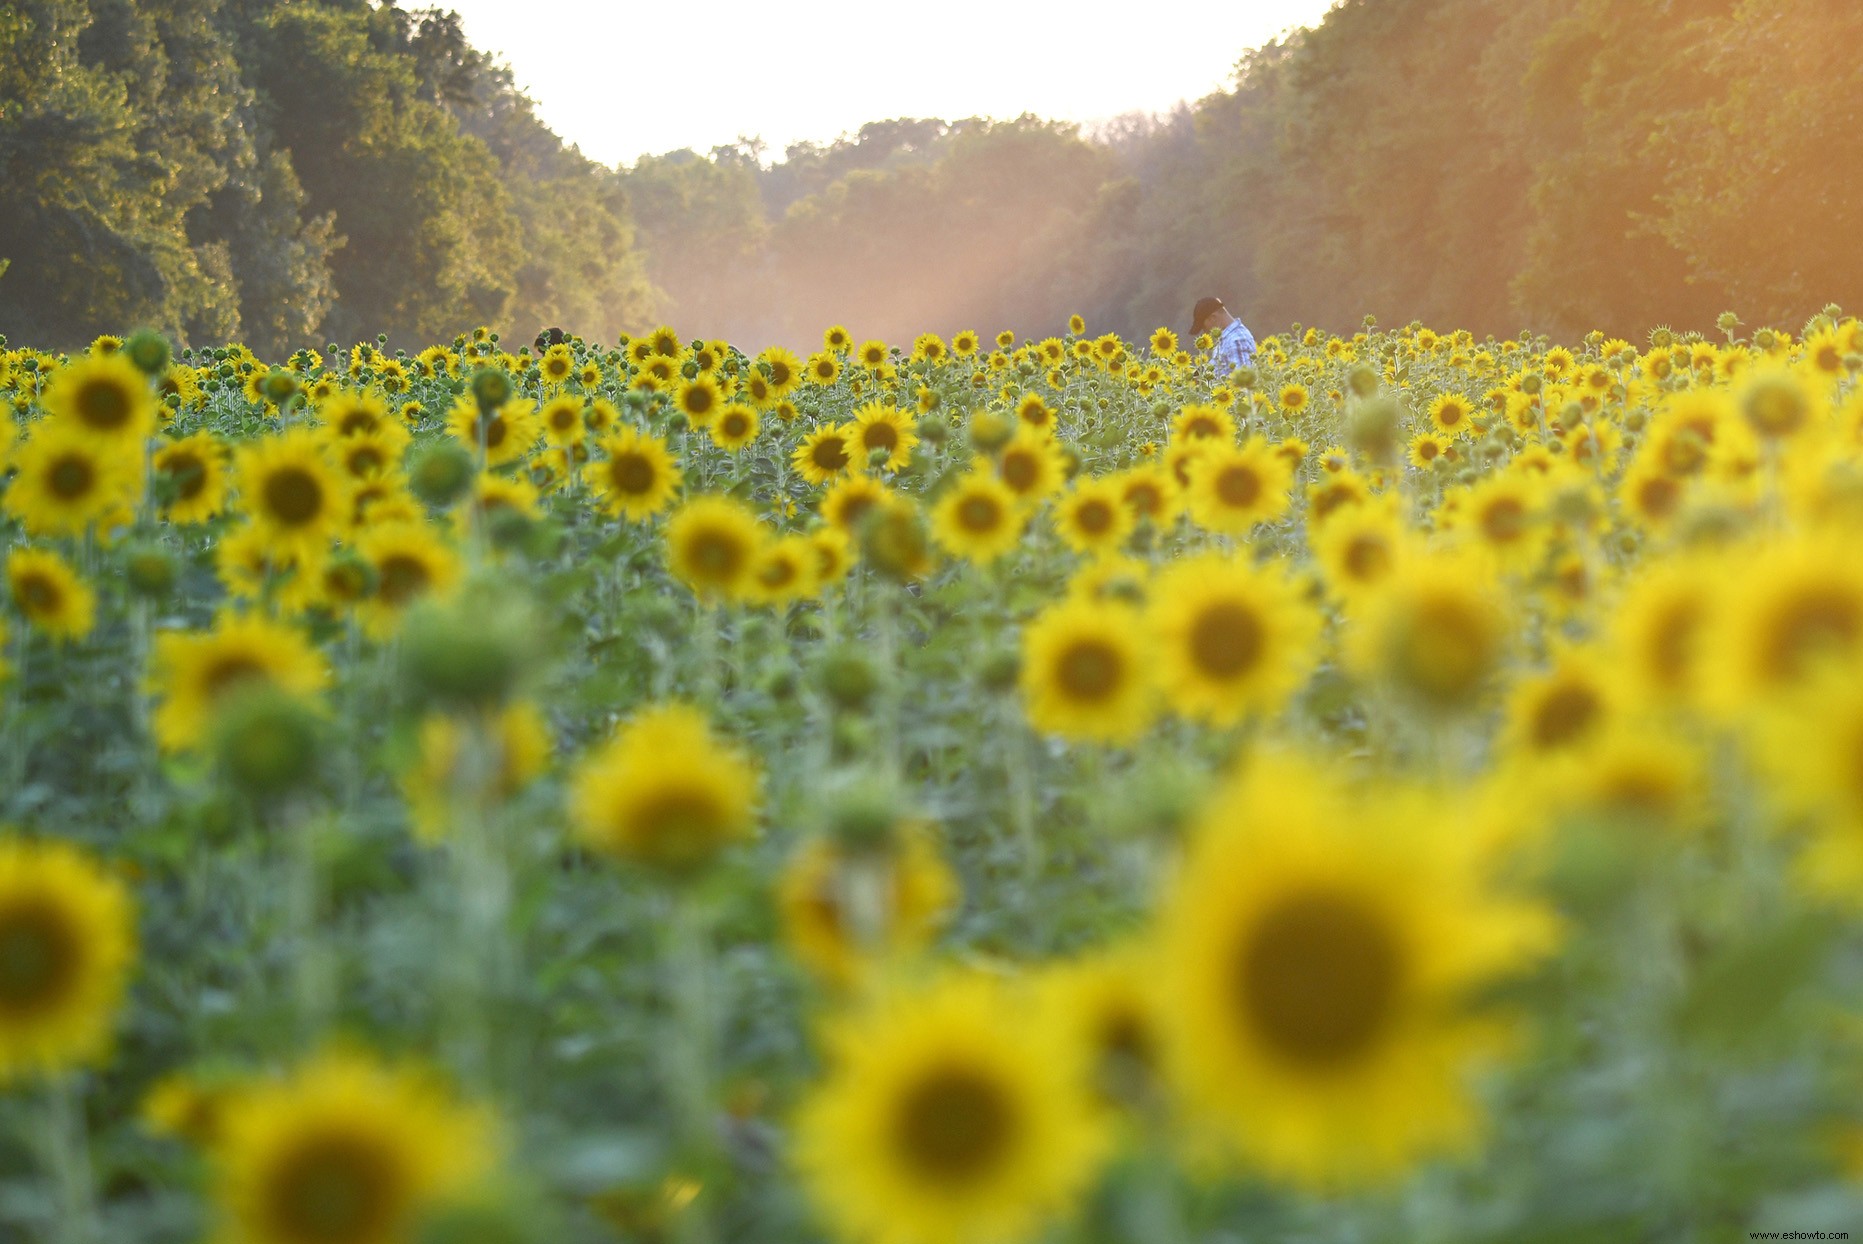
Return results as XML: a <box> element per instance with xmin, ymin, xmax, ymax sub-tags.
<box><xmin>1763</xmin><ymin>587</ymin><xmax>1862</xmax><ymax>683</ymax></box>
<box><xmin>957</xmin><ymin>495</ymin><xmax>1001</xmax><ymax>533</ymax></box>
<box><xmin>164</xmin><ymin>452</ymin><xmax>207</xmax><ymax>500</ymax></box>
<box><xmin>1235</xmin><ymin>889</ymin><xmax>1402</xmax><ymax>1070</ymax></box>
<box><xmin>1189</xmin><ymin>600</ymin><xmax>1264</xmax><ymax>680</ymax></box>
<box><xmin>204</xmin><ymin>656</ymin><xmax>267</xmax><ymax>700</ymax></box>
<box><xmin>1530</xmin><ymin>682</ymin><xmax>1602</xmax><ymax>749</ymax></box>
<box><xmin>630</xmin><ymin>785</ymin><xmax>728</xmax><ymax>869</ymax></box>
<box><xmin>611</xmin><ymin>454</ymin><xmax>655</xmax><ymax>495</ymax></box>
<box><xmin>0</xmin><ymin>901</ymin><xmax>80</xmax><ymax>1014</ymax></box>
<box><xmin>1214</xmin><ymin>464</ymin><xmax>1262</xmax><ymax>509</ymax></box>
<box><xmin>264</xmin><ymin>1133</ymin><xmax>400</xmax><ymax>1243</ymax></box>
<box><xmin>1074</xmin><ymin>500</ymin><xmax>1115</xmax><ymax>536</ymax></box>
<box><xmin>1392</xmin><ymin>594</ymin><xmax>1492</xmax><ymax>706</ymax></box>
<box><xmin>1342</xmin><ymin>534</ymin><xmax>1391</xmax><ymax>582</ymax></box>
<box><xmin>864</xmin><ymin>422</ymin><xmax>898</xmax><ymax>451</ymax></box>
<box><xmin>49</xmin><ymin>455</ymin><xmax>96</xmax><ymax>500</ymax></box>
<box><xmin>264</xmin><ymin>468</ymin><xmax>325</xmax><ymax>527</ymax></box>
<box><xmin>1056</xmin><ymin>638</ymin><xmax>1123</xmax><ymax>701</ymax></box>
<box><xmin>892</xmin><ymin>1064</ymin><xmax>1017</xmax><ymax>1186</ymax></box>
<box><xmin>375</xmin><ymin>554</ymin><xmax>432</xmax><ymax>608</ymax></box>
<box><xmin>76</xmin><ymin>377</ymin><xmax>133</xmax><ymax>431</ymax></box>
<box><xmin>1000</xmin><ymin>453</ymin><xmax>1038</xmax><ymax>492</ymax></box>
<box><xmin>811</xmin><ymin>438</ymin><xmax>850</xmax><ymax>473</ymax></box>
<box><xmin>688</xmin><ymin>529</ymin><xmax>748</xmax><ymax>581</ymax></box>
<box><xmin>1479</xmin><ymin>498</ymin><xmax>1527</xmax><ymax>544</ymax></box>
<box><xmin>722</xmin><ymin>413</ymin><xmax>750</xmax><ymax>439</ymax></box>
<box><xmin>14</xmin><ymin>572</ymin><xmax>59</xmax><ymax>613</ymax></box>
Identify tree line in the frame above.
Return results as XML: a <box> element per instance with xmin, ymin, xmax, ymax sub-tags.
<box><xmin>2</xmin><ymin>0</ymin><xmax>1855</xmax><ymax>354</ymax></box>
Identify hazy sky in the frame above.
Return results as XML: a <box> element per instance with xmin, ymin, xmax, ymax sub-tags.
<box><xmin>443</xmin><ymin>0</ymin><xmax>1340</xmax><ymax>168</ymax></box>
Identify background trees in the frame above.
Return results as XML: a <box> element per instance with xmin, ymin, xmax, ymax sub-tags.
<box><xmin>0</xmin><ymin>0</ymin><xmax>1855</xmax><ymax>352</ymax></box>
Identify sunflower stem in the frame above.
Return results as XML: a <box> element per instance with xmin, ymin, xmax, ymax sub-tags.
<box><xmin>43</xmin><ymin>1074</ymin><xmax>99</xmax><ymax>1244</ymax></box>
<box><xmin>286</xmin><ymin>803</ymin><xmax>334</xmax><ymax>1039</ymax></box>
<box><xmin>662</xmin><ymin>889</ymin><xmax>718</xmax><ymax>1244</ymax></box>
<box><xmin>446</xmin><ymin>714</ymin><xmax>512</xmax><ymax>1094</ymax></box>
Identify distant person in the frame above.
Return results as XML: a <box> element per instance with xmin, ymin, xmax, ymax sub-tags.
<box><xmin>1192</xmin><ymin>296</ymin><xmax>1256</xmax><ymax>376</ymax></box>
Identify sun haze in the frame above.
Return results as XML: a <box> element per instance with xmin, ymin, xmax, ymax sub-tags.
<box><xmin>443</xmin><ymin>0</ymin><xmax>1341</xmax><ymax>167</ymax></box>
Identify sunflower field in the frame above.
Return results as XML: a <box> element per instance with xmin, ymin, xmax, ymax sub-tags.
<box><xmin>2</xmin><ymin>311</ymin><xmax>1862</xmax><ymax>1244</ymax></box>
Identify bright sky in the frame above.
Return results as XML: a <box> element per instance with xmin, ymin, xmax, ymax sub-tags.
<box><xmin>444</xmin><ymin>0</ymin><xmax>1341</xmax><ymax>169</ymax></box>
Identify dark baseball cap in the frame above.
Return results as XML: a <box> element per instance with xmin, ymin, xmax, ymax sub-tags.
<box><xmin>1191</xmin><ymin>297</ymin><xmax>1225</xmax><ymax>336</ymax></box>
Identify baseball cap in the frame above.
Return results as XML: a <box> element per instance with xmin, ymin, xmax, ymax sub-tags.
<box><xmin>1191</xmin><ymin>297</ymin><xmax>1225</xmax><ymax>337</ymax></box>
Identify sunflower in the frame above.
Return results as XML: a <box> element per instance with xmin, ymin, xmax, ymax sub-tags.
<box><xmin>212</xmin><ymin>1050</ymin><xmax>496</xmax><ymax>1244</ymax></box>
<box><xmin>0</xmin><ymin>837</ymin><xmax>135</xmax><ymax>1083</ymax></box>
<box><xmin>538</xmin><ymin>343</ymin><xmax>576</xmax><ymax>387</ymax></box>
<box><xmin>400</xmin><ymin>701</ymin><xmax>551</xmax><ymax>844</ymax></box>
<box><xmin>777</xmin><ymin>830</ymin><xmax>957</xmax><ymax>988</ymax></box>
<box><xmin>1702</xmin><ymin>532</ymin><xmax>1863</xmax><ymax>711</ymax></box>
<box><xmin>568</xmin><ymin>703</ymin><xmax>757</xmax><ymax>874</ymax></box>
<box><xmin>931</xmin><ymin>471</ymin><xmax>1024</xmax><ymax>565</ymax></box>
<box><xmin>1149</xmin><ymin>327</ymin><xmax>1178</xmax><ymax>356</ymax></box>
<box><xmin>1405</xmin><ymin>431</ymin><xmax>1449</xmax><ymax>470</ymax></box>
<box><xmin>215</xmin><ymin>523</ymin><xmax>316</xmax><ymax>607</ymax></box>
<box><xmin>911</xmin><ymin>333</ymin><xmax>948</xmax><ymax>364</ymax></box>
<box><xmin>1313</xmin><ymin>496</ymin><xmax>1408</xmax><ymax>605</ymax></box>
<box><xmin>760</xmin><ymin>346</ymin><xmax>804</xmax><ymax>395</ymax></box>
<box><xmin>329</xmin><ymin>426</ymin><xmax>408</xmax><ymax>483</ymax></box>
<box><xmin>1148</xmin><ymin>554</ymin><xmax>1319</xmax><ymax>726</ymax></box>
<box><xmin>793</xmin><ymin>971</ymin><xmax>1109</xmax><ymax>1244</ymax></box>
<box><xmin>664</xmin><ymin>495</ymin><xmax>765</xmax><ymax>600</ymax></box>
<box><xmin>1499</xmin><ymin>647</ymin><xmax>1619</xmax><ymax>765</ymax></box>
<box><xmin>234</xmin><ymin>430</ymin><xmax>348</xmax><ymax>559</ymax></box>
<box><xmin>1348</xmin><ymin>551</ymin><xmax>1509</xmax><ymax>713</ymax></box>
<box><xmin>746</xmin><ymin>535</ymin><xmax>821</xmax><ymax>607</ymax></box>
<box><xmin>148</xmin><ymin>612</ymin><xmax>327</xmax><ymax>752</ymax></box>
<box><xmin>1739</xmin><ymin>365</ymin><xmax>1812</xmax><ymax>440</ymax></box>
<box><xmin>1015</xmin><ymin>393</ymin><xmax>1055</xmax><ymax>435</ymax></box>
<box><xmin>1750</xmin><ymin>662</ymin><xmax>1863</xmax><ymax>904</ymax></box>
<box><xmin>1428</xmin><ymin>392</ymin><xmax>1475</xmax><ymax>438</ymax></box>
<box><xmin>7</xmin><ymin>547</ymin><xmax>95</xmax><ymax>643</ymax></box>
<box><xmin>1039</xmin><ymin>947</ymin><xmax>1168</xmax><ymax>1120</ymax></box>
<box><xmin>355</xmin><ymin>524</ymin><xmax>461</xmax><ymax>639</ymax></box>
<box><xmin>793</xmin><ymin>424</ymin><xmax>858</xmax><ymax>486</ymax></box>
<box><xmin>42</xmin><ymin>351</ymin><xmax>157</xmax><ymax>446</ymax></box>
<box><xmin>994</xmin><ymin>430</ymin><xmax>1064</xmax><ymax>507</ymax></box>
<box><xmin>706</xmin><ymin>402</ymin><xmax>760</xmax><ymax>453</ymax></box>
<box><xmin>1021</xmin><ymin>596</ymin><xmax>1154</xmax><ymax>743</ymax></box>
<box><xmin>809</xmin><ymin>526</ymin><xmax>855</xmax><ymax>585</ymax></box>
<box><xmin>856</xmin><ymin>340</ymin><xmax>890</xmax><ymax>370</ymax></box>
<box><xmin>316</xmin><ymin>391</ymin><xmax>392</xmax><ymax>439</ymax></box>
<box><xmin>1112</xmin><ymin>463</ymin><xmax>1179</xmax><ymax>528</ymax></box>
<box><xmin>1449</xmin><ymin>471</ymin><xmax>1546</xmax><ymax>571</ymax></box>
<box><xmin>823</xmin><ymin>324</ymin><xmax>853</xmax><ymax>354</ymax></box>
<box><xmin>1185</xmin><ymin>438</ymin><xmax>1294</xmax><ymax>533</ymax></box>
<box><xmin>4</xmin><ymin>422</ymin><xmax>141</xmax><ymax>537</ymax></box>
<box><xmin>851</xmin><ymin>402</ymin><xmax>918</xmax><ymax>471</ymax></box>
<box><xmin>153</xmin><ymin>432</ymin><xmax>230</xmax><ymax>524</ymax></box>
<box><xmin>538</xmin><ymin>395</ymin><xmax>587</xmax><ymax>447</ymax></box>
<box><xmin>1155</xmin><ymin>755</ymin><xmax>1556</xmax><ymax>1187</ymax></box>
<box><xmin>443</xmin><ymin>395</ymin><xmax>538</xmax><ymax>468</ymax></box>
<box><xmin>1278</xmin><ymin>383</ymin><xmax>1309</xmax><ymax>414</ymax></box>
<box><xmin>584</xmin><ymin>427</ymin><xmax>682</xmax><ymax>521</ymax></box>
<box><xmin>669</xmin><ymin>376</ymin><xmax>723</xmax><ymax>428</ymax></box>
<box><xmin>739</xmin><ymin>370</ymin><xmax>775</xmax><ymax>408</ymax></box>
<box><xmin>1052</xmin><ymin>476</ymin><xmax>1134</xmax><ymax>556</ymax></box>
<box><xmin>821</xmin><ymin>474</ymin><xmax>893</xmax><ymax>538</ymax></box>
<box><xmin>1173</xmin><ymin>403</ymin><xmax>1234</xmax><ymax>443</ymax></box>
<box><xmin>806</xmin><ymin>351</ymin><xmax>843</xmax><ymax>386</ymax></box>
<box><xmin>1608</xmin><ymin>555</ymin><xmax>1717</xmax><ymax>705</ymax></box>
